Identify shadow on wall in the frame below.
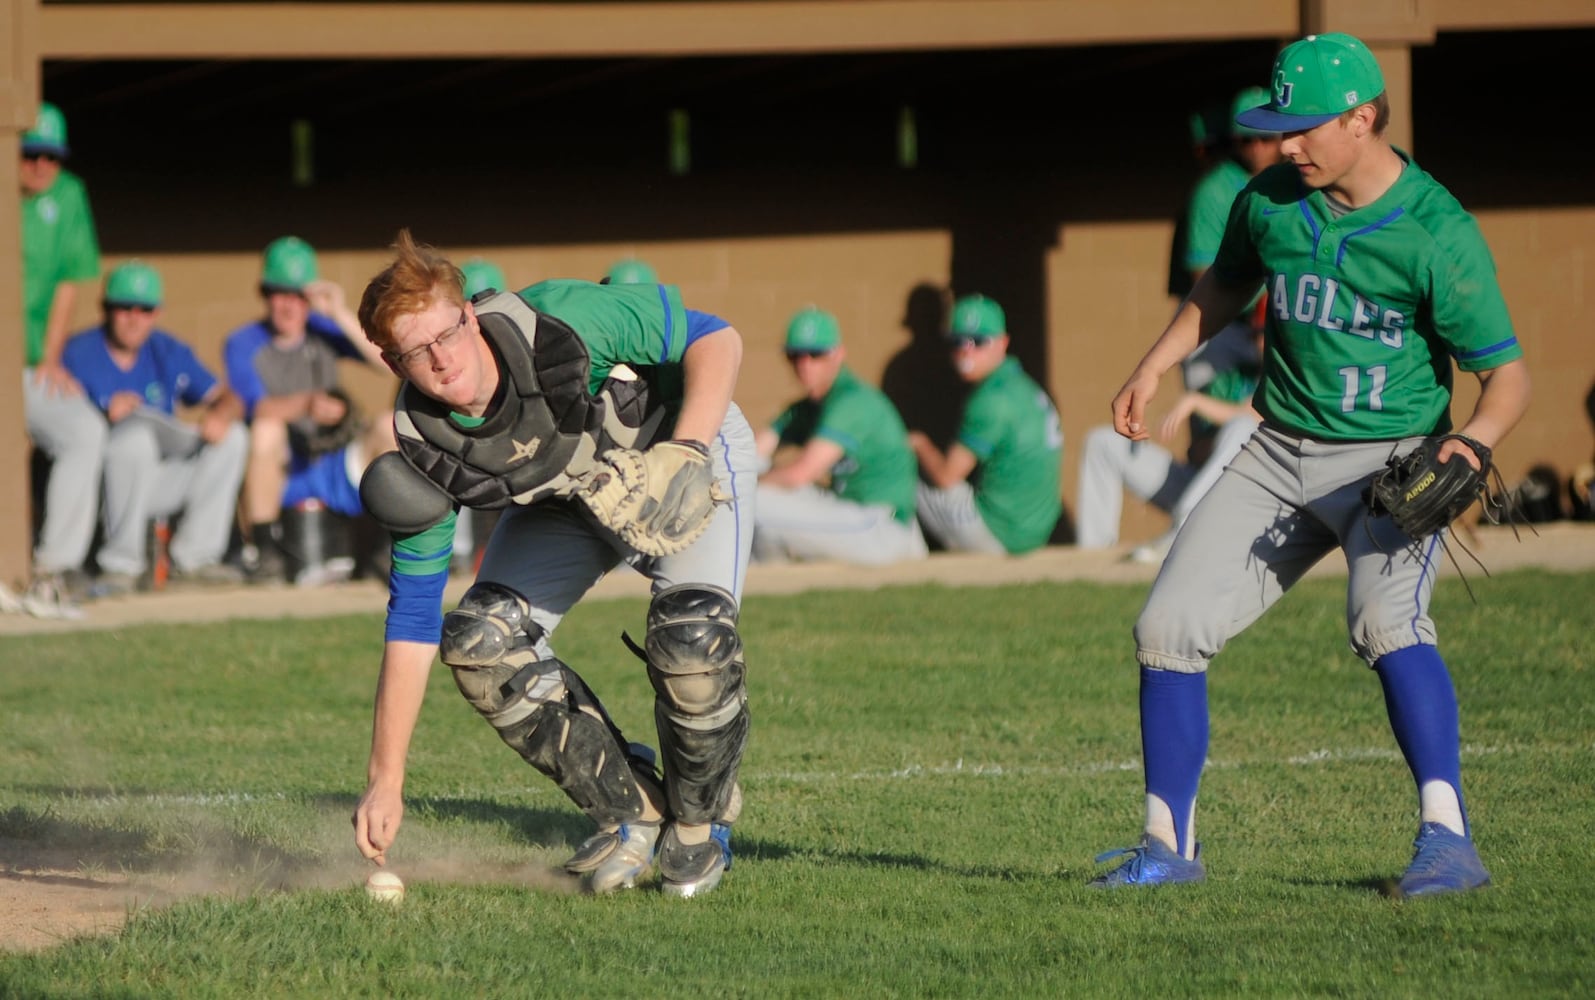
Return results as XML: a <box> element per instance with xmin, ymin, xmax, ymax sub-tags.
<box><xmin>881</xmin><ymin>283</ymin><xmax>965</xmax><ymax>450</ymax></box>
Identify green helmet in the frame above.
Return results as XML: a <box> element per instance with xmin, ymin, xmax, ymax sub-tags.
<box><xmin>460</xmin><ymin>257</ymin><xmax>507</xmax><ymax>299</ymax></box>
<box><xmin>22</xmin><ymin>102</ymin><xmax>70</xmax><ymax>159</ymax></box>
<box><xmin>261</xmin><ymin>236</ymin><xmax>319</xmax><ymax>293</ymax></box>
<box><xmin>604</xmin><ymin>258</ymin><xmax>657</xmax><ymax>285</ymax></box>
<box><xmin>103</xmin><ymin>260</ymin><xmax>164</xmax><ymax>309</ymax></box>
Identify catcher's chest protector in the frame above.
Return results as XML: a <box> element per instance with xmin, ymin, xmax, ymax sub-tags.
<box><xmin>394</xmin><ymin>290</ymin><xmax>664</xmax><ymax>509</ymax></box>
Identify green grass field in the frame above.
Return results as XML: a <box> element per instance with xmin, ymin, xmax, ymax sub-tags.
<box><xmin>1</xmin><ymin>571</ymin><xmax>1591</xmax><ymax>998</ymax></box>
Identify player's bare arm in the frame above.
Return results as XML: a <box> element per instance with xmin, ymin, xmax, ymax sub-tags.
<box><xmin>1156</xmin><ymin>392</ymin><xmax>1258</xmax><ymax>444</ymax></box>
<box><xmin>1113</xmin><ymin>271</ymin><xmax>1259</xmax><ymax>440</ymax></box>
<box><xmin>1443</xmin><ymin>358</ymin><xmax>1532</xmax><ymax>468</ymax></box>
<box><xmin>354</xmin><ymin>640</ymin><xmax>438</xmax><ymax>864</ymax></box>
<box><xmin>912</xmin><ymin>434</ymin><xmax>978</xmax><ymax>488</ymax></box>
<box><xmin>762</xmin><ymin>437</ymin><xmax>843</xmax><ymax>489</ymax></box>
<box><xmin>674</xmin><ymin>324</ymin><xmax>742</xmax><ymax>444</ymax></box>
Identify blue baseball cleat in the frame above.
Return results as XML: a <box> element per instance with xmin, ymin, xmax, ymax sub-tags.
<box><xmin>1089</xmin><ymin>835</ymin><xmax>1206</xmax><ymax>887</ymax></box>
<box><xmin>1397</xmin><ymin>823</ymin><xmax>1491</xmax><ymax>897</ymax></box>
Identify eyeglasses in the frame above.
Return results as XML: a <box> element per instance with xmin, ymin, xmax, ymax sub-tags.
<box><xmin>389</xmin><ymin>309</ymin><xmax>467</xmax><ymax>368</ymax></box>
<box><xmin>948</xmin><ymin>336</ymin><xmax>989</xmax><ymax>351</ymax></box>
<box><xmin>784</xmin><ymin>349</ymin><xmax>833</xmax><ymax>362</ymax></box>
<box><xmin>106</xmin><ymin>303</ymin><xmax>156</xmax><ymax>314</ymax></box>
<box><xmin>22</xmin><ymin>152</ymin><xmax>61</xmax><ymax>164</ymax></box>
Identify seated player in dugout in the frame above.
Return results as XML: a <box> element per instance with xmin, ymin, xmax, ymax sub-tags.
<box><xmin>61</xmin><ymin>260</ymin><xmax>249</xmax><ymax>593</ymax></box>
<box><xmin>223</xmin><ymin>236</ymin><xmax>397</xmax><ymax>583</ymax></box>
<box><xmin>908</xmin><ymin>294</ymin><xmax>1064</xmax><ymax>555</ymax></box>
<box><xmin>351</xmin><ymin>230</ymin><xmax>755</xmax><ymax>898</ymax></box>
<box><xmin>753</xmin><ymin>306</ymin><xmax>927</xmax><ymax>566</ymax></box>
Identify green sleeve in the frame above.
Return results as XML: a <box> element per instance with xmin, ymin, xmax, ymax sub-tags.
<box><xmin>1427</xmin><ymin>217</ymin><xmax>1521</xmax><ymax>373</ymax></box>
<box><xmin>1210</xmin><ymin>179</ymin><xmax>1267</xmax><ymax>289</ymax></box>
<box><xmin>392</xmin><ymin>512</ymin><xmax>458</xmax><ymax>577</ymax></box>
<box><xmin>56</xmin><ymin>173</ymin><xmax>102</xmax><ymax>282</ymax></box>
<box><xmin>1184</xmin><ymin>163</ymin><xmax>1242</xmax><ymax>272</ymax></box>
<box><xmin>517</xmin><ymin>279</ymin><xmax>690</xmax><ymax>390</ymax></box>
<box><xmin>957</xmin><ymin>384</ymin><xmax>1007</xmax><ymax>461</ymax></box>
<box><xmin>815</xmin><ymin>389</ymin><xmax>878</xmax><ymax>455</ymax></box>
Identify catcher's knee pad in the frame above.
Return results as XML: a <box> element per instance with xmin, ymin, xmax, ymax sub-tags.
<box><xmin>644</xmin><ymin>584</ymin><xmax>749</xmax><ymax>824</ymax></box>
<box><xmin>441</xmin><ymin>583</ymin><xmax>646</xmax><ymax>827</ymax></box>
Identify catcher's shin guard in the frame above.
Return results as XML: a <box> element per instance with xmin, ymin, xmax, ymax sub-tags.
<box><xmin>643</xmin><ymin>584</ymin><xmax>749</xmax><ymax>824</ymax></box>
<box><xmin>440</xmin><ymin>582</ymin><xmax>647</xmax><ymax>826</ymax></box>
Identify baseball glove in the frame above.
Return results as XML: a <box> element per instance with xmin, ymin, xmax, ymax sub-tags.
<box><xmin>290</xmin><ymin>388</ymin><xmax>365</xmax><ymax>458</ymax></box>
<box><xmin>579</xmin><ymin>439</ymin><xmax>729</xmax><ymax>556</ymax></box>
<box><xmin>1366</xmin><ymin>434</ymin><xmax>1493</xmax><ymax>539</ymax></box>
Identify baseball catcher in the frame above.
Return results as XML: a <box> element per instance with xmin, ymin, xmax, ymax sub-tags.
<box><xmin>351</xmin><ymin>232</ymin><xmax>753</xmax><ymax>899</ymax></box>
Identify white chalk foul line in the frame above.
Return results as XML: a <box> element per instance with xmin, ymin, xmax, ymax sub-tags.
<box><xmin>59</xmin><ymin>742</ymin><xmax>1576</xmax><ymax>808</ymax></box>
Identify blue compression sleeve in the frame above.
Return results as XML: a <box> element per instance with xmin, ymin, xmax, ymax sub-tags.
<box><xmin>1374</xmin><ymin>645</ymin><xmax>1469</xmax><ymax>834</ymax></box>
<box><xmin>1141</xmin><ymin>667</ymin><xmax>1209</xmax><ymax>857</ymax></box>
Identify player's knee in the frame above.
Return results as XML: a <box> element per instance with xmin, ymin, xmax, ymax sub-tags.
<box><xmin>108</xmin><ymin>424</ymin><xmax>161</xmax><ymax>472</ymax></box>
<box><xmin>440</xmin><ymin>582</ymin><xmax>544</xmax><ymax>669</ymax></box>
<box><xmin>644</xmin><ymin>584</ymin><xmax>745</xmax><ymax>722</ymax></box>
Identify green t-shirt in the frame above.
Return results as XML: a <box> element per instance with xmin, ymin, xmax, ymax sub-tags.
<box><xmin>1184</xmin><ymin>158</ymin><xmax>1251</xmax><ymax>272</ymax></box>
<box><xmin>21</xmin><ymin>170</ymin><xmax>101</xmax><ymax>366</ymax></box>
<box><xmin>515</xmin><ymin>278</ymin><xmax>693</xmax><ymax>400</ymax></box>
<box><xmin>957</xmin><ymin>357</ymin><xmax>1063</xmax><ymax>554</ymax></box>
<box><xmin>770</xmin><ymin>366</ymin><xmax>917</xmax><ymax>522</ymax></box>
<box><xmin>1212</xmin><ymin>154</ymin><xmax>1522</xmax><ymax>441</ymax></box>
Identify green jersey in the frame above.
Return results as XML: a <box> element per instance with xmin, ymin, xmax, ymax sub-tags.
<box><xmin>1184</xmin><ymin>158</ymin><xmax>1251</xmax><ymax>272</ymax></box>
<box><xmin>516</xmin><ymin>279</ymin><xmax>692</xmax><ymax>400</ymax></box>
<box><xmin>958</xmin><ymin>357</ymin><xmax>1063</xmax><ymax>554</ymax></box>
<box><xmin>1213</xmin><ymin>155</ymin><xmax>1521</xmax><ymax>441</ymax></box>
<box><xmin>771</xmin><ymin>366</ymin><xmax>918</xmax><ymax>522</ymax></box>
<box><xmin>21</xmin><ymin>170</ymin><xmax>101</xmax><ymax>366</ymax></box>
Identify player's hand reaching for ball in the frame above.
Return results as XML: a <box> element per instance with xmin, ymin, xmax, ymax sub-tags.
<box><xmin>353</xmin><ymin>781</ymin><xmax>405</xmax><ymax>865</ymax></box>
<box><xmin>1111</xmin><ymin>370</ymin><xmax>1162</xmax><ymax>442</ymax></box>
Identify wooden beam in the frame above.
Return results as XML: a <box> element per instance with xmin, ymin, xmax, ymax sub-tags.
<box><xmin>1433</xmin><ymin>0</ymin><xmax>1595</xmax><ymax>31</ymax></box>
<box><xmin>2</xmin><ymin>0</ymin><xmax>37</xmax><ymax>588</ymax></box>
<box><xmin>39</xmin><ymin>1</ymin><xmax>1297</xmax><ymax>60</ymax></box>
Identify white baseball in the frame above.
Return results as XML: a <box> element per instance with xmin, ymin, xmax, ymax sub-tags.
<box><xmin>365</xmin><ymin>869</ymin><xmax>405</xmax><ymax>904</ymax></box>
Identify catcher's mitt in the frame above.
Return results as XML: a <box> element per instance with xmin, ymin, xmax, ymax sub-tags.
<box><xmin>580</xmin><ymin>439</ymin><xmax>729</xmax><ymax>556</ymax></box>
<box><xmin>1366</xmin><ymin>433</ymin><xmax>1493</xmax><ymax>539</ymax></box>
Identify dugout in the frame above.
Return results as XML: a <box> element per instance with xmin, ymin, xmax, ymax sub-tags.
<box><xmin>3</xmin><ymin>1</ymin><xmax>1593</xmax><ymax>582</ymax></box>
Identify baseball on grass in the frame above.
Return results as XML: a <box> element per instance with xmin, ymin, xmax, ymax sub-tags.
<box><xmin>365</xmin><ymin>870</ymin><xmax>405</xmax><ymax>904</ymax></box>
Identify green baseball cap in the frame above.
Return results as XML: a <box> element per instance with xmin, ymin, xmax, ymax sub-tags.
<box><xmin>460</xmin><ymin>257</ymin><xmax>507</xmax><ymax>299</ymax></box>
<box><xmin>947</xmin><ymin>294</ymin><xmax>1006</xmax><ymax>340</ymax></box>
<box><xmin>605</xmin><ymin>258</ymin><xmax>657</xmax><ymax>285</ymax></box>
<box><xmin>22</xmin><ymin>102</ymin><xmax>70</xmax><ymax>159</ymax></box>
<box><xmin>104</xmin><ymin>260</ymin><xmax>163</xmax><ymax>309</ymax></box>
<box><xmin>1230</xmin><ymin>86</ymin><xmax>1279</xmax><ymax>138</ymax></box>
<box><xmin>784</xmin><ymin>307</ymin><xmax>841</xmax><ymax>353</ymax></box>
<box><xmin>1237</xmin><ymin>33</ymin><xmax>1385</xmax><ymax>133</ymax></box>
<box><xmin>260</xmin><ymin>236</ymin><xmax>319</xmax><ymax>293</ymax></box>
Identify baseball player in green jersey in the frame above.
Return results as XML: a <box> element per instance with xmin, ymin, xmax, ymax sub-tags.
<box><xmin>909</xmin><ymin>294</ymin><xmax>1063</xmax><ymax>556</ymax></box>
<box><xmin>1180</xmin><ymin>87</ymin><xmax>1280</xmax><ymax>404</ymax></box>
<box><xmin>754</xmin><ymin>307</ymin><xmax>926</xmax><ymax>566</ymax></box>
<box><xmin>351</xmin><ymin>231</ymin><xmax>754</xmax><ymax>898</ymax></box>
<box><xmin>11</xmin><ymin>102</ymin><xmax>106</xmax><ymax>619</ymax></box>
<box><xmin>1091</xmin><ymin>34</ymin><xmax>1530</xmax><ymax>896</ymax></box>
